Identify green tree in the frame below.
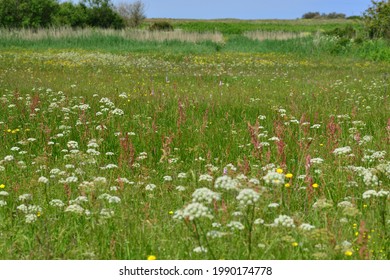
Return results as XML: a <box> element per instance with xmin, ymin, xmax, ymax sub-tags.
<box><xmin>54</xmin><ymin>2</ymin><xmax>88</xmax><ymax>28</ymax></box>
<box><xmin>82</xmin><ymin>0</ymin><xmax>125</xmax><ymax>29</ymax></box>
<box><xmin>364</xmin><ymin>0</ymin><xmax>390</xmax><ymax>39</ymax></box>
<box><xmin>0</xmin><ymin>0</ymin><xmax>59</xmax><ymax>28</ymax></box>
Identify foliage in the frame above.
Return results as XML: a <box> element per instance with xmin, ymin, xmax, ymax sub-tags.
<box><xmin>302</xmin><ymin>12</ymin><xmax>346</xmax><ymax>20</ymax></box>
<box><xmin>149</xmin><ymin>21</ymin><xmax>174</xmax><ymax>31</ymax></box>
<box><xmin>302</xmin><ymin>12</ymin><xmax>321</xmax><ymax>19</ymax></box>
<box><xmin>363</xmin><ymin>0</ymin><xmax>390</xmax><ymax>39</ymax></box>
<box><xmin>82</xmin><ymin>0</ymin><xmax>124</xmax><ymax>29</ymax></box>
<box><xmin>0</xmin><ymin>0</ymin><xmax>124</xmax><ymax>29</ymax></box>
<box><xmin>0</xmin><ymin>0</ymin><xmax>59</xmax><ymax>28</ymax></box>
<box><xmin>54</xmin><ymin>2</ymin><xmax>88</xmax><ymax>28</ymax></box>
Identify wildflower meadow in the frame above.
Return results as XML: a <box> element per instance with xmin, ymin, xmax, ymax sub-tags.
<box><xmin>0</xmin><ymin>22</ymin><xmax>389</xmax><ymax>260</ymax></box>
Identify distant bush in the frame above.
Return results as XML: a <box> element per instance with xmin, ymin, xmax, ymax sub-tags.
<box><xmin>347</xmin><ymin>15</ymin><xmax>363</xmax><ymax>20</ymax></box>
<box><xmin>302</xmin><ymin>12</ymin><xmax>346</xmax><ymax>20</ymax></box>
<box><xmin>302</xmin><ymin>12</ymin><xmax>321</xmax><ymax>19</ymax></box>
<box><xmin>325</xmin><ymin>25</ymin><xmax>357</xmax><ymax>39</ymax></box>
<box><xmin>149</xmin><ymin>21</ymin><xmax>174</xmax><ymax>31</ymax></box>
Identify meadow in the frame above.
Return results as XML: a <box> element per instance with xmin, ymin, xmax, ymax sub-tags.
<box><xmin>0</xmin><ymin>19</ymin><xmax>389</xmax><ymax>260</ymax></box>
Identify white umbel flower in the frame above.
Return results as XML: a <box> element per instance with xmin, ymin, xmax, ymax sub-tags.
<box><xmin>192</xmin><ymin>188</ymin><xmax>220</xmax><ymax>204</ymax></box>
<box><xmin>273</xmin><ymin>214</ymin><xmax>295</xmax><ymax>228</ymax></box>
<box><xmin>236</xmin><ymin>188</ymin><xmax>260</xmax><ymax>207</ymax></box>
<box><xmin>214</xmin><ymin>175</ymin><xmax>239</xmax><ymax>190</ymax></box>
<box><xmin>174</xmin><ymin>202</ymin><xmax>213</xmax><ymax>221</ymax></box>
<box><xmin>333</xmin><ymin>146</ymin><xmax>352</xmax><ymax>155</ymax></box>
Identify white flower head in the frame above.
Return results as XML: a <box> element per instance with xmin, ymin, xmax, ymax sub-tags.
<box><xmin>227</xmin><ymin>221</ymin><xmax>245</xmax><ymax>231</ymax></box>
<box><xmin>273</xmin><ymin>214</ymin><xmax>295</xmax><ymax>228</ymax></box>
<box><xmin>263</xmin><ymin>170</ymin><xmax>285</xmax><ymax>186</ymax></box>
<box><xmin>192</xmin><ymin>188</ymin><xmax>220</xmax><ymax>204</ymax></box>
<box><xmin>214</xmin><ymin>175</ymin><xmax>239</xmax><ymax>190</ymax></box>
<box><xmin>333</xmin><ymin>146</ymin><xmax>352</xmax><ymax>156</ymax></box>
<box><xmin>175</xmin><ymin>202</ymin><xmax>213</xmax><ymax>221</ymax></box>
<box><xmin>236</xmin><ymin>188</ymin><xmax>260</xmax><ymax>207</ymax></box>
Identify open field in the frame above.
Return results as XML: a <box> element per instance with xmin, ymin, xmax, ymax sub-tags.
<box><xmin>0</xmin><ymin>20</ymin><xmax>389</xmax><ymax>260</ymax></box>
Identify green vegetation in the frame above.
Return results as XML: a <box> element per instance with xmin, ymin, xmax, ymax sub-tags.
<box><xmin>0</xmin><ymin>6</ymin><xmax>389</xmax><ymax>261</ymax></box>
<box><xmin>363</xmin><ymin>0</ymin><xmax>390</xmax><ymax>39</ymax></box>
<box><xmin>0</xmin><ymin>46</ymin><xmax>388</xmax><ymax>260</ymax></box>
<box><xmin>160</xmin><ymin>19</ymin><xmax>360</xmax><ymax>35</ymax></box>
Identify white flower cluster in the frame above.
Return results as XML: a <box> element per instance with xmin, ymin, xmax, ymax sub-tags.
<box><xmin>310</xmin><ymin>157</ymin><xmax>324</xmax><ymax>165</ymax></box>
<box><xmin>65</xmin><ymin>204</ymin><xmax>85</xmax><ymax>214</ymax></box>
<box><xmin>299</xmin><ymin>223</ymin><xmax>315</xmax><ymax>231</ymax></box>
<box><xmin>376</xmin><ymin>162</ymin><xmax>390</xmax><ymax>179</ymax></box>
<box><xmin>214</xmin><ymin>175</ymin><xmax>239</xmax><ymax>190</ymax></box>
<box><xmin>193</xmin><ymin>246</ymin><xmax>208</xmax><ymax>253</ymax></box>
<box><xmin>347</xmin><ymin>166</ymin><xmax>379</xmax><ymax>187</ymax></box>
<box><xmin>69</xmin><ymin>196</ymin><xmax>88</xmax><ymax>205</ymax></box>
<box><xmin>173</xmin><ymin>202</ymin><xmax>213</xmax><ymax>221</ymax></box>
<box><xmin>38</xmin><ymin>176</ymin><xmax>49</xmax><ymax>184</ymax></box>
<box><xmin>67</xmin><ymin>140</ymin><xmax>79</xmax><ymax>150</ymax></box>
<box><xmin>263</xmin><ymin>171</ymin><xmax>285</xmax><ymax>186</ymax></box>
<box><xmin>236</xmin><ymin>189</ymin><xmax>260</xmax><ymax>207</ymax></box>
<box><xmin>272</xmin><ymin>214</ymin><xmax>295</xmax><ymax>228</ymax></box>
<box><xmin>362</xmin><ymin>150</ymin><xmax>386</xmax><ymax>163</ymax></box>
<box><xmin>192</xmin><ymin>188</ymin><xmax>220</xmax><ymax>204</ymax></box>
<box><xmin>227</xmin><ymin>221</ymin><xmax>245</xmax><ymax>231</ymax></box>
<box><xmin>145</xmin><ymin>184</ymin><xmax>156</xmax><ymax>191</ymax></box>
<box><xmin>49</xmin><ymin>199</ymin><xmax>65</xmax><ymax>208</ymax></box>
<box><xmin>362</xmin><ymin>189</ymin><xmax>389</xmax><ymax>199</ymax></box>
<box><xmin>98</xmin><ymin>193</ymin><xmax>121</xmax><ymax>204</ymax></box>
<box><xmin>199</xmin><ymin>174</ymin><xmax>213</xmax><ymax>182</ymax></box>
<box><xmin>100</xmin><ymin>208</ymin><xmax>114</xmax><ymax>218</ymax></box>
<box><xmin>17</xmin><ymin>204</ymin><xmax>42</xmax><ymax>223</ymax></box>
<box><xmin>337</xmin><ymin>201</ymin><xmax>354</xmax><ymax>208</ymax></box>
<box><xmin>333</xmin><ymin>146</ymin><xmax>352</xmax><ymax>156</ymax></box>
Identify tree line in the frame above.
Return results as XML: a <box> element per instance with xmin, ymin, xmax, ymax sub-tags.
<box><xmin>0</xmin><ymin>0</ymin><xmax>146</xmax><ymax>29</ymax></box>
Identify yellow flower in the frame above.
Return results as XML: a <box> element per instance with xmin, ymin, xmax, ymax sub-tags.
<box><xmin>147</xmin><ymin>255</ymin><xmax>156</xmax><ymax>260</ymax></box>
<box><xmin>276</xmin><ymin>168</ymin><xmax>283</xmax><ymax>174</ymax></box>
<box><xmin>0</xmin><ymin>184</ymin><xmax>5</xmax><ymax>189</ymax></box>
<box><xmin>292</xmin><ymin>242</ymin><xmax>298</xmax><ymax>247</ymax></box>
<box><xmin>284</xmin><ymin>183</ymin><xmax>291</xmax><ymax>188</ymax></box>
<box><xmin>168</xmin><ymin>211</ymin><xmax>173</xmax><ymax>215</ymax></box>
<box><xmin>312</xmin><ymin>183</ymin><xmax>319</xmax><ymax>188</ymax></box>
<box><xmin>285</xmin><ymin>173</ymin><xmax>293</xmax><ymax>179</ymax></box>
<box><xmin>345</xmin><ymin>250</ymin><xmax>353</xmax><ymax>257</ymax></box>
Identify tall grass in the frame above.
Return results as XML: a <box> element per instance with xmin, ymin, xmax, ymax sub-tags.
<box><xmin>244</xmin><ymin>31</ymin><xmax>310</xmax><ymax>41</ymax></box>
<box><xmin>0</xmin><ymin>48</ymin><xmax>388</xmax><ymax>260</ymax></box>
<box><xmin>0</xmin><ymin>27</ymin><xmax>224</xmax><ymax>43</ymax></box>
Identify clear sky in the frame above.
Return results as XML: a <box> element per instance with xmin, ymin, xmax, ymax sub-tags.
<box><xmin>112</xmin><ymin>0</ymin><xmax>373</xmax><ymax>19</ymax></box>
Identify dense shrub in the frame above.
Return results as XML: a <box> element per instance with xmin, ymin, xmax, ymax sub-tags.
<box><xmin>0</xmin><ymin>0</ymin><xmax>125</xmax><ymax>29</ymax></box>
<box><xmin>302</xmin><ymin>12</ymin><xmax>346</xmax><ymax>20</ymax></box>
<box><xmin>149</xmin><ymin>21</ymin><xmax>174</xmax><ymax>31</ymax></box>
<box><xmin>0</xmin><ymin>0</ymin><xmax>59</xmax><ymax>28</ymax></box>
<box><xmin>363</xmin><ymin>0</ymin><xmax>390</xmax><ymax>39</ymax></box>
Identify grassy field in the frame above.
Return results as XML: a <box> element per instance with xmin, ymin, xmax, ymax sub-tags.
<box><xmin>0</xmin><ymin>20</ymin><xmax>389</xmax><ymax>260</ymax></box>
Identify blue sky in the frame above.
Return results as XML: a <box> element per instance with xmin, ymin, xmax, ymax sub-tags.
<box><xmin>111</xmin><ymin>0</ymin><xmax>373</xmax><ymax>19</ymax></box>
